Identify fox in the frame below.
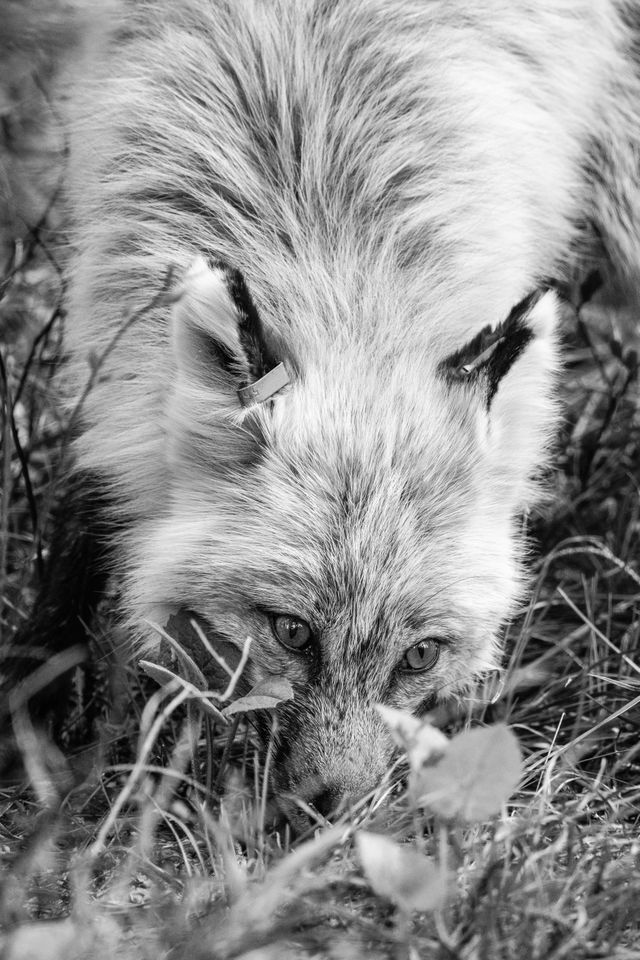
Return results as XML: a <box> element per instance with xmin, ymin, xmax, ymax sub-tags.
<box><xmin>3</xmin><ymin>0</ymin><xmax>640</xmax><ymax>821</ymax></box>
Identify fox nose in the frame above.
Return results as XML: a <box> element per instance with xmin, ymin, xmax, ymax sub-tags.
<box><xmin>309</xmin><ymin>784</ymin><xmax>343</xmax><ymax>819</ymax></box>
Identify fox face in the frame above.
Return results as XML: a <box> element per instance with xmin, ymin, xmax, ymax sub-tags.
<box><xmin>129</xmin><ymin>258</ymin><xmax>559</xmax><ymax>820</ymax></box>
<box><xmin>13</xmin><ymin>0</ymin><xmax>639</xmax><ymax>821</ymax></box>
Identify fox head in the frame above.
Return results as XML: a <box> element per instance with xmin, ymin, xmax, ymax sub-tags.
<box><xmin>132</xmin><ymin>257</ymin><xmax>559</xmax><ymax>823</ymax></box>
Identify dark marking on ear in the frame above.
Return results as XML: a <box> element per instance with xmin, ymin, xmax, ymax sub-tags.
<box><xmin>192</xmin><ymin>256</ymin><xmax>290</xmax><ymax>399</ymax></box>
<box><xmin>438</xmin><ymin>289</ymin><xmax>545</xmax><ymax>406</ymax></box>
<box><xmin>200</xmin><ymin>324</ymin><xmax>239</xmax><ymax>379</ymax></box>
<box><xmin>224</xmin><ymin>266</ymin><xmax>281</xmax><ymax>382</ymax></box>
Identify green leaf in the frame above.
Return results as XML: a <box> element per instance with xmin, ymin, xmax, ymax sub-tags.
<box><xmin>356</xmin><ymin>832</ymin><xmax>447</xmax><ymax>913</ymax></box>
<box><xmin>222</xmin><ymin>676</ymin><xmax>294</xmax><ymax>716</ymax></box>
<box><xmin>411</xmin><ymin>724</ymin><xmax>522</xmax><ymax>821</ymax></box>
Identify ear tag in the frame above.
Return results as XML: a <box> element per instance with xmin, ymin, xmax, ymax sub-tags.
<box><xmin>460</xmin><ymin>336</ymin><xmax>505</xmax><ymax>376</ymax></box>
<box><xmin>237</xmin><ymin>362</ymin><xmax>291</xmax><ymax>406</ymax></box>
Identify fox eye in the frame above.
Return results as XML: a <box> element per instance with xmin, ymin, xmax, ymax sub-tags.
<box><xmin>401</xmin><ymin>639</ymin><xmax>440</xmax><ymax>672</ymax></box>
<box><xmin>270</xmin><ymin>614</ymin><xmax>313</xmax><ymax>651</ymax></box>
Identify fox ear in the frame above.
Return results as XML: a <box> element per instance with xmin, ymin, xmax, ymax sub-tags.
<box><xmin>172</xmin><ymin>255</ymin><xmax>282</xmax><ymax>394</ymax></box>
<box><xmin>168</xmin><ymin>257</ymin><xmax>285</xmax><ymax>468</ymax></box>
<box><xmin>439</xmin><ymin>289</ymin><xmax>560</xmax><ymax>507</ymax></box>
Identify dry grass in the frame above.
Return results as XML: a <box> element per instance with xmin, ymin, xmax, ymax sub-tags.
<box><xmin>0</xmin><ymin>14</ymin><xmax>639</xmax><ymax>960</ymax></box>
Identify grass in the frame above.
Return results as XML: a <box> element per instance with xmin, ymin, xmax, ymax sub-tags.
<box><xmin>0</xmin><ymin>22</ymin><xmax>639</xmax><ymax>960</ymax></box>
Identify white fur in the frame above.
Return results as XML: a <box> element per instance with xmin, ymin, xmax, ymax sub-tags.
<box><xmin>60</xmin><ymin>0</ymin><xmax>640</xmax><ymax>803</ymax></box>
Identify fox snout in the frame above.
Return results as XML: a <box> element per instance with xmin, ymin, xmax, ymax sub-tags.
<box><xmin>272</xmin><ymin>692</ymin><xmax>396</xmax><ymax>823</ymax></box>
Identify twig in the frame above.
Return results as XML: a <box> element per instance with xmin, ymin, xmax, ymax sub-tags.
<box><xmin>13</xmin><ymin>304</ymin><xmax>63</xmax><ymax>406</ymax></box>
<box><xmin>66</xmin><ymin>267</ymin><xmax>177</xmax><ymax>437</ymax></box>
<box><xmin>0</xmin><ymin>350</ymin><xmax>43</xmax><ymax>577</ymax></box>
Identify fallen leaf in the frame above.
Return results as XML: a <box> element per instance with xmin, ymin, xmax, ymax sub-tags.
<box><xmin>222</xmin><ymin>676</ymin><xmax>294</xmax><ymax>716</ymax></box>
<box><xmin>139</xmin><ymin>660</ymin><xmax>226</xmax><ymax>722</ymax></box>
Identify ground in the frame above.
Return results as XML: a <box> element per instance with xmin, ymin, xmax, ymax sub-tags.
<box><xmin>0</xmin><ymin>10</ymin><xmax>639</xmax><ymax>960</ymax></box>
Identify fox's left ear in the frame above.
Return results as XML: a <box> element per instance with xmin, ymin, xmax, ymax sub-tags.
<box><xmin>439</xmin><ymin>289</ymin><xmax>560</xmax><ymax>507</ymax></box>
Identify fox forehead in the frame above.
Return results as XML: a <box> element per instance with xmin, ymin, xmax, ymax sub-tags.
<box><xmin>138</xmin><ymin>311</ymin><xmax>528</xmax><ymax>666</ymax></box>
<box><xmin>241</xmin><ymin>494</ymin><xmax>510</xmax><ymax>647</ymax></box>
<box><xmin>172</xmin><ymin>405</ymin><xmax>502</xmax><ymax>624</ymax></box>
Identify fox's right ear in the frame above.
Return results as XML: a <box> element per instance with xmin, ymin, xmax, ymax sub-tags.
<box><xmin>168</xmin><ymin>257</ymin><xmax>287</xmax><ymax>470</ymax></box>
<box><xmin>439</xmin><ymin>289</ymin><xmax>560</xmax><ymax>508</ymax></box>
<box><xmin>172</xmin><ymin>255</ymin><xmax>282</xmax><ymax>394</ymax></box>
